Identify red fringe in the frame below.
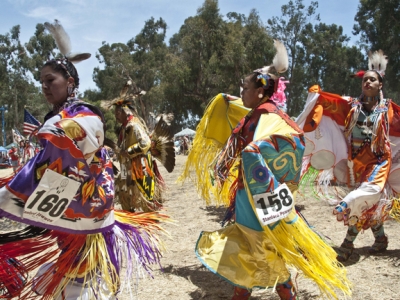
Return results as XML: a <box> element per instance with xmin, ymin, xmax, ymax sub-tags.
<box><xmin>0</xmin><ymin>230</ymin><xmax>87</xmax><ymax>299</ymax></box>
<box><xmin>153</xmin><ymin>160</ymin><xmax>166</xmax><ymax>188</ymax></box>
<box><xmin>0</xmin><ymin>255</ymin><xmax>27</xmax><ymax>298</ymax></box>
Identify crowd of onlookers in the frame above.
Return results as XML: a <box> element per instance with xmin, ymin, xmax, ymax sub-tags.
<box><xmin>0</xmin><ymin>140</ymin><xmax>41</xmax><ymax>173</ymax></box>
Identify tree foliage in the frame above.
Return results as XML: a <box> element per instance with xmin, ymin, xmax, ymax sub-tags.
<box><xmin>161</xmin><ymin>1</ymin><xmax>274</xmax><ymax>129</ymax></box>
<box><xmin>0</xmin><ymin>25</ymin><xmax>45</xmax><ymax>145</ymax></box>
<box><xmin>353</xmin><ymin>0</ymin><xmax>400</xmax><ymax>101</ymax></box>
<box><xmin>1</xmin><ymin>0</ymin><xmax>396</xmax><ymax>145</ymax></box>
<box><xmin>267</xmin><ymin>0</ymin><xmax>365</xmax><ymax>116</ymax></box>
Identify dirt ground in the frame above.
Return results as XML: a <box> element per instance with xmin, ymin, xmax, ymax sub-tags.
<box><xmin>1</xmin><ymin>156</ymin><xmax>400</xmax><ymax>299</ymax></box>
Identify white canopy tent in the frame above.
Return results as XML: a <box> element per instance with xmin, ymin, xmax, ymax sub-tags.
<box><xmin>174</xmin><ymin>128</ymin><xmax>196</xmax><ymax>137</ymax></box>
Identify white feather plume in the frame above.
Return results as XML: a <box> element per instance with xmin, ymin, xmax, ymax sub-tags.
<box><xmin>272</xmin><ymin>40</ymin><xmax>289</xmax><ymax>74</ymax></box>
<box><xmin>253</xmin><ymin>40</ymin><xmax>289</xmax><ymax>75</ymax></box>
<box><xmin>44</xmin><ymin>20</ymin><xmax>72</xmax><ymax>57</ymax></box>
<box><xmin>254</xmin><ymin>66</ymin><xmax>271</xmax><ymax>75</ymax></box>
<box><xmin>44</xmin><ymin>19</ymin><xmax>91</xmax><ymax>63</ymax></box>
<box><xmin>368</xmin><ymin>50</ymin><xmax>388</xmax><ymax>75</ymax></box>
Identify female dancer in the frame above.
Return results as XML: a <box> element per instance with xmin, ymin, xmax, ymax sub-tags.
<box><xmin>181</xmin><ymin>41</ymin><xmax>351</xmax><ymax>299</ymax></box>
<box><xmin>297</xmin><ymin>50</ymin><xmax>399</xmax><ymax>261</ymax></box>
<box><xmin>0</xmin><ymin>20</ymin><xmax>168</xmax><ymax>299</ymax></box>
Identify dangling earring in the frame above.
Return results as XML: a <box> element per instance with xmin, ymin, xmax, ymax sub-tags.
<box><xmin>258</xmin><ymin>93</ymin><xmax>263</xmax><ymax>99</ymax></box>
<box><xmin>67</xmin><ymin>84</ymin><xmax>74</xmax><ymax>96</ymax></box>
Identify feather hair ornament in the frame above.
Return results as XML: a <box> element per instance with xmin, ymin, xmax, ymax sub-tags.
<box><xmin>253</xmin><ymin>40</ymin><xmax>289</xmax><ymax>75</ymax></box>
<box><xmin>368</xmin><ymin>49</ymin><xmax>388</xmax><ymax>76</ymax></box>
<box><xmin>150</xmin><ymin>113</ymin><xmax>176</xmax><ymax>173</ymax></box>
<box><xmin>44</xmin><ymin>19</ymin><xmax>91</xmax><ymax>63</ymax></box>
<box><xmin>99</xmin><ymin>79</ymin><xmax>146</xmax><ymax>110</ymax></box>
<box><xmin>350</xmin><ymin>50</ymin><xmax>388</xmax><ymax>78</ymax></box>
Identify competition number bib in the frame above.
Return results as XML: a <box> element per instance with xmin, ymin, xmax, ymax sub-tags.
<box><xmin>23</xmin><ymin>169</ymin><xmax>81</xmax><ymax>225</ymax></box>
<box><xmin>252</xmin><ymin>183</ymin><xmax>294</xmax><ymax>225</ymax></box>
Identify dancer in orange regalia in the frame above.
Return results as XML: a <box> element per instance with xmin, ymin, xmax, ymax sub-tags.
<box><xmin>297</xmin><ymin>50</ymin><xmax>400</xmax><ymax>261</ymax></box>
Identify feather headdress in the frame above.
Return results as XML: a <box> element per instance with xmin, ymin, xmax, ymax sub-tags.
<box><xmin>99</xmin><ymin>79</ymin><xmax>146</xmax><ymax>110</ymax></box>
<box><xmin>252</xmin><ymin>40</ymin><xmax>289</xmax><ymax>107</ymax></box>
<box><xmin>149</xmin><ymin>113</ymin><xmax>176</xmax><ymax>173</ymax></box>
<box><xmin>44</xmin><ymin>19</ymin><xmax>91</xmax><ymax>63</ymax></box>
<box><xmin>253</xmin><ymin>40</ymin><xmax>289</xmax><ymax>76</ymax></box>
<box><xmin>350</xmin><ymin>50</ymin><xmax>388</xmax><ymax>78</ymax></box>
<box><xmin>368</xmin><ymin>49</ymin><xmax>388</xmax><ymax>76</ymax></box>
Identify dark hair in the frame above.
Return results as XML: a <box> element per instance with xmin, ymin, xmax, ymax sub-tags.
<box><xmin>42</xmin><ymin>59</ymin><xmax>80</xmax><ymax>88</ymax></box>
<box><xmin>245</xmin><ymin>73</ymin><xmax>276</xmax><ymax>98</ymax></box>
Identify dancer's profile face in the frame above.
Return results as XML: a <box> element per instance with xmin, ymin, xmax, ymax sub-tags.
<box><xmin>114</xmin><ymin>106</ymin><xmax>126</xmax><ymax>124</ymax></box>
<box><xmin>40</xmin><ymin>66</ymin><xmax>73</xmax><ymax>105</ymax></box>
<box><xmin>362</xmin><ymin>71</ymin><xmax>382</xmax><ymax>97</ymax></box>
<box><xmin>241</xmin><ymin>76</ymin><xmax>262</xmax><ymax>109</ymax></box>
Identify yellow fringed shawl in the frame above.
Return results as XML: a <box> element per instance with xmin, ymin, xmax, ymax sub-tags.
<box><xmin>178</xmin><ymin>93</ymin><xmax>249</xmax><ymax>205</ymax></box>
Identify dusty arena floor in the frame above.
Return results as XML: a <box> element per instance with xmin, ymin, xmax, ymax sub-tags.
<box><xmin>1</xmin><ymin>156</ymin><xmax>400</xmax><ymax>299</ymax></box>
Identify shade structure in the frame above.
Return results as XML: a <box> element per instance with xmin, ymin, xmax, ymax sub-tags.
<box><xmin>174</xmin><ymin>128</ymin><xmax>196</xmax><ymax>137</ymax></box>
<box><xmin>5</xmin><ymin>143</ymin><xmax>17</xmax><ymax>150</ymax></box>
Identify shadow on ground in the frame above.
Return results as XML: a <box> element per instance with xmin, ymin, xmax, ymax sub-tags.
<box><xmin>161</xmin><ymin>264</ymin><xmax>267</xmax><ymax>300</ymax></box>
<box><xmin>357</xmin><ymin>247</ymin><xmax>400</xmax><ymax>262</ymax></box>
<box><xmin>200</xmin><ymin>205</ymin><xmax>227</xmax><ymax>223</ymax></box>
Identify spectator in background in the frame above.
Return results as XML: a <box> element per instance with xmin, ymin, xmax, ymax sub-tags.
<box><xmin>9</xmin><ymin>147</ymin><xmax>19</xmax><ymax>174</ymax></box>
<box><xmin>18</xmin><ymin>140</ymin><xmax>25</xmax><ymax>165</ymax></box>
<box><xmin>23</xmin><ymin>140</ymin><xmax>35</xmax><ymax>164</ymax></box>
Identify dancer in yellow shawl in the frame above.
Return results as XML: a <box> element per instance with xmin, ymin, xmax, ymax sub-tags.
<box><xmin>181</xmin><ymin>41</ymin><xmax>351</xmax><ymax>300</ymax></box>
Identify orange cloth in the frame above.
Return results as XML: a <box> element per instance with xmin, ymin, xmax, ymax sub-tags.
<box><xmin>304</xmin><ymin>85</ymin><xmax>351</xmax><ymax>131</ymax></box>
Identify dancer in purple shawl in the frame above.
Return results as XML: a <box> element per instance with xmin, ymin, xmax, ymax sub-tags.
<box><xmin>0</xmin><ymin>20</ymin><xmax>169</xmax><ymax>300</ymax></box>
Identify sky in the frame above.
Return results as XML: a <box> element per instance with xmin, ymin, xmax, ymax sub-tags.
<box><xmin>1</xmin><ymin>0</ymin><xmax>360</xmax><ymax>92</ymax></box>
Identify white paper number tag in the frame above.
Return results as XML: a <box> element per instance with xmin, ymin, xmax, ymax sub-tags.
<box><xmin>252</xmin><ymin>183</ymin><xmax>294</xmax><ymax>226</ymax></box>
<box><xmin>23</xmin><ymin>169</ymin><xmax>81</xmax><ymax>225</ymax></box>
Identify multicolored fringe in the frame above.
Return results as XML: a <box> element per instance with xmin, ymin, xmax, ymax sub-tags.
<box><xmin>0</xmin><ymin>255</ymin><xmax>28</xmax><ymax>298</ymax></box>
<box><xmin>263</xmin><ymin>211</ymin><xmax>352</xmax><ymax>299</ymax></box>
<box><xmin>299</xmin><ymin>165</ymin><xmax>320</xmax><ymax>198</ymax></box>
<box><xmin>220</xmin><ymin>178</ymin><xmax>238</xmax><ymax>226</ymax></box>
<box><xmin>389</xmin><ymin>197</ymin><xmax>400</xmax><ymax>222</ymax></box>
<box><xmin>299</xmin><ymin>164</ymin><xmax>340</xmax><ymax>204</ymax></box>
<box><xmin>0</xmin><ymin>211</ymin><xmax>170</xmax><ymax>299</ymax></box>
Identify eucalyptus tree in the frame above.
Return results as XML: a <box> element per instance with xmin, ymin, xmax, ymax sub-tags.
<box><xmin>161</xmin><ymin>0</ymin><xmax>275</xmax><ymax>130</ymax></box>
<box><xmin>353</xmin><ymin>0</ymin><xmax>400</xmax><ymax>101</ymax></box>
<box><xmin>267</xmin><ymin>0</ymin><xmax>320</xmax><ymax>116</ymax></box>
<box><xmin>0</xmin><ymin>25</ymin><xmax>42</xmax><ymax>144</ymax></box>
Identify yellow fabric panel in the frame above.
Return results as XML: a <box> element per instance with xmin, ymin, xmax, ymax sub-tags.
<box><xmin>179</xmin><ymin>94</ymin><xmax>249</xmax><ymax>205</ymax></box>
<box><xmin>196</xmin><ymin>223</ymin><xmax>290</xmax><ymax>288</ymax></box>
<box><xmin>204</xmin><ymin>95</ymin><xmax>250</xmax><ymax>145</ymax></box>
<box><xmin>254</xmin><ymin>113</ymin><xmax>297</xmax><ymax>141</ymax></box>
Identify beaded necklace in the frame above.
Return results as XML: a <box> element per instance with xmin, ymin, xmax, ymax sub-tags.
<box><xmin>349</xmin><ymin>96</ymin><xmax>388</xmax><ymax>160</ymax></box>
